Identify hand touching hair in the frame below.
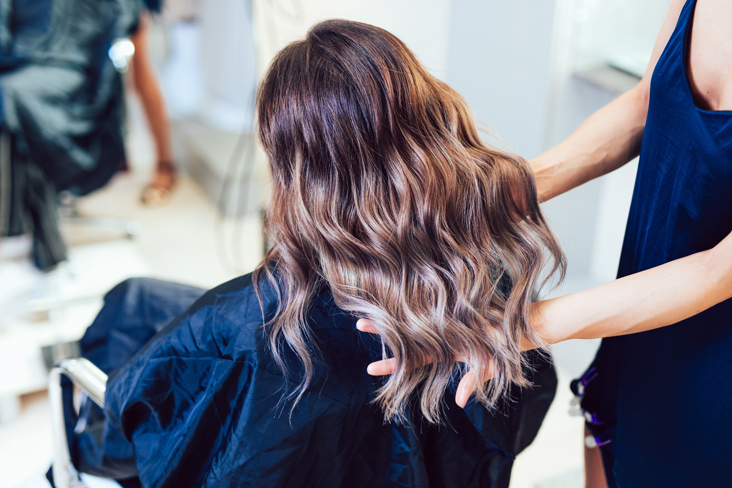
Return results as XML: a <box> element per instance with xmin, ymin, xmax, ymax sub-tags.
<box><xmin>254</xmin><ymin>19</ymin><xmax>565</xmax><ymax>423</ymax></box>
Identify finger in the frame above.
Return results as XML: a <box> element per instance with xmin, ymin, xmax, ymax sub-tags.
<box><xmin>366</xmin><ymin>353</ymin><xmax>437</xmax><ymax>376</ymax></box>
<box><xmin>356</xmin><ymin>318</ymin><xmax>379</xmax><ymax>334</ymax></box>
<box><xmin>366</xmin><ymin>357</ymin><xmax>398</xmax><ymax>376</ymax></box>
<box><xmin>455</xmin><ymin>360</ymin><xmax>496</xmax><ymax>408</ymax></box>
<box><xmin>456</xmin><ymin>371</ymin><xmax>478</xmax><ymax>408</ymax></box>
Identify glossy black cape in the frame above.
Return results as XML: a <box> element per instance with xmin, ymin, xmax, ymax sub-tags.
<box><xmin>67</xmin><ymin>275</ymin><xmax>556</xmax><ymax>487</ymax></box>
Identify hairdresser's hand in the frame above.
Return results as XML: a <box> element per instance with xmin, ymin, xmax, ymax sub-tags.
<box><xmin>355</xmin><ymin>319</ymin><xmax>494</xmax><ymax>408</ymax></box>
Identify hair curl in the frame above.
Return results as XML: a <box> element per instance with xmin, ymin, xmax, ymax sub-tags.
<box><xmin>254</xmin><ymin>19</ymin><xmax>565</xmax><ymax>423</ymax></box>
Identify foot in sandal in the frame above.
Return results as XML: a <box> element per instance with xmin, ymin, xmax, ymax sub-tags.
<box><xmin>140</xmin><ymin>161</ymin><xmax>177</xmax><ymax>206</ymax></box>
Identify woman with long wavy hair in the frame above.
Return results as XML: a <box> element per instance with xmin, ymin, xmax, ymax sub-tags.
<box><xmin>254</xmin><ymin>19</ymin><xmax>565</xmax><ymax>423</ymax></box>
<box><xmin>66</xmin><ymin>19</ymin><xmax>567</xmax><ymax>488</ymax></box>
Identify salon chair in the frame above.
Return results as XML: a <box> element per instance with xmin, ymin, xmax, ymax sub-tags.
<box><xmin>44</xmin><ymin>273</ymin><xmax>562</xmax><ymax>488</ymax></box>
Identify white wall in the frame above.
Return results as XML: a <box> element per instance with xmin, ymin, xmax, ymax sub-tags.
<box><xmin>574</xmin><ymin>0</ymin><xmax>670</xmax><ymax>74</ymax></box>
<box><xmin>446</xmin><ymin>0</ymin><xmax>557</xmax><ymax>159</ymax></box>
<box><xmin>252</xmin><ymin>0</ymin><xmax>451</xmax><ymax>80</ymax></box>
<box><xmin>199</xmin><ymin>0</ymin><xmax>257</xmax><ymax>132</ymax></box>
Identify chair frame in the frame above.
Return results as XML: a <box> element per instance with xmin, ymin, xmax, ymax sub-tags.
<box><xmin>49</xmin><ymin>358</ymin><xmax>108</xmax><ymax>488</ymax></box>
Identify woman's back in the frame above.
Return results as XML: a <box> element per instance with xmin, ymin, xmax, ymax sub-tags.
<box><xmin>72</xmin><ymin>275</ymin><xmax>556</xmax><ymax>488</ymax></box>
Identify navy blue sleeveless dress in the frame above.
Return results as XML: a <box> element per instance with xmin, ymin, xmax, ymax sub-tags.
<box><xmin>577</xmin><ymin>1</ymin><xmax>732</xmax><ymax>486</ymax></box>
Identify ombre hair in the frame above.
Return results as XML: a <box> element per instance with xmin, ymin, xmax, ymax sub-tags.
<box><xmin>254</xmin><ymin>19</ymin><xmax>564</xmax><ymax>423</ymax></box>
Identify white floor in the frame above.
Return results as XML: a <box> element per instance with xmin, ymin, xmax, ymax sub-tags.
<box><xmin>511</xmin><ymin>367</ymin><xmax>585</xmax><ymax>488</ymax></box>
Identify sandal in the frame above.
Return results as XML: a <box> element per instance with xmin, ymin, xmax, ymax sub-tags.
<box><xmin>141</xmin><ymin>161</ymin><xmax>177</xmax><ymax>206</ymax></box>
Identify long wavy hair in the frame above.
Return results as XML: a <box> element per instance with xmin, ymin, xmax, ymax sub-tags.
<box><xmin>254</xmin><ymin>19</ymin><xmax>565</xmax><ymax>423</ymax></box>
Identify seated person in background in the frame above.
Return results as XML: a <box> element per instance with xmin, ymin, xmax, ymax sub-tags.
<box><xmin>63</xmin><ymin>19</ymin><xmax>565</xmax><ymax>488</ymax></box>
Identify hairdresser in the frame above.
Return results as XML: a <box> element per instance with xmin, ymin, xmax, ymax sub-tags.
<box><xmin>359</xmin><ymin>1</ymin><xmax>732</xmax><ymax>486</ymax></box>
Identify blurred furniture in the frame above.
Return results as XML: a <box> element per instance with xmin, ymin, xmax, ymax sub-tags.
<box><xmin>0</xmin><ymin>0</ymin><xmax>144</xmax><ymax>424</ymax></box>
<box><xmin>0</xmin><ymin>0</ymin><xmax>139</xmax><ymax>270</ymax></box>
<box><xmin>59</xmin><ymin>191</ymin><xmax>141</xmax><ymax>248</ymax></box>
<box><xmin>0</xmin><ymin>238</ymin><xmax>150</xmax><ymax>425</ymax></box>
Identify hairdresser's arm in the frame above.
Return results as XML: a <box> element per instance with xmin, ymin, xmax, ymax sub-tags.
<box><xmin>531</xmin><ymin>0</ymin><xmax>686</xmax><ymax>203</ymax></box>
<box><xmin>530</xmin><ymin>88</ymin><xmax>646</xmax><ymax>202</ymax></box>
<box><xmin>358</xmin><ymin>229</ymin><xmax>732</xmax><ymax>406</ymax></box>
<box><xmin>529</xmin><ymin>230</ymin><xmax>732</xmax><ymax>347</ymax></box>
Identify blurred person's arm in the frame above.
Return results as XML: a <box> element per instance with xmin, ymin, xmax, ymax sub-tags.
<box><xmin>530</xmin><ymin>0</ymin><xmax>687</xmax><ymax>203</ymax></box>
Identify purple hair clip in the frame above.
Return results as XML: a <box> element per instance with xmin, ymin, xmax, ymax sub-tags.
<box><xmin>583</xmin><ymin>411</ymin><xmax>605</xmax><ymax>425</ymax></box>
<box><xmin>585</xmin><ymin>434</ymin><xmax>612</xmax><ymax>449</ymax></box>
<box><xmin>576</xmin><ymin>367</ymin><xmax>598</xmax><ymax>397</ymax></box>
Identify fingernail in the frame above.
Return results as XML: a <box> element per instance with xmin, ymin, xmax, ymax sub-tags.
<box><xmin>366</xmin><ymin>363</ymin><xmax>375</xmax><ymax>375</ymax></box>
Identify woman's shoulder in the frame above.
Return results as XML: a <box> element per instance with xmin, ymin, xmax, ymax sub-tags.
<box><xmin>156</xmin><ymin>271</ymin><xmax>363</xmax><ymax>363</ymax></box>
<box><xmin>147</xmin><ymin>272</ymin><xmax>280</xmax><ymax>362</ymax></box>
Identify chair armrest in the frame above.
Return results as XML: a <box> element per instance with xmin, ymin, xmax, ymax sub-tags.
<box><xmin>51</xmin><ymin>358</ymin><xmax>107</xmax><ymax>408</ymax></box>
<box><xmin>49</xmin><ymin>358</ymin><xmax>108</xmax><ymax>488</ymax></box>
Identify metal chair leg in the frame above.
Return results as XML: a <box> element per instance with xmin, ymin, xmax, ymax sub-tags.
<box><xmin>49</xmin><ymin>358</ymin><xmax>108</xmax><ymax>488</ymax></box>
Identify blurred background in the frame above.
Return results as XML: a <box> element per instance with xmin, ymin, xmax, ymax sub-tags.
<box><xmin>0</xmin><ymin>0</ymin><xmax>670</xmax><ymax>486</ymax></box>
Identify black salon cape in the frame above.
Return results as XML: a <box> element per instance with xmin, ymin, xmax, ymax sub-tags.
<box><xmin>65</xmin><ymin>275</ymin><xmax>556</xmax><ymax>488</ymax></box>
